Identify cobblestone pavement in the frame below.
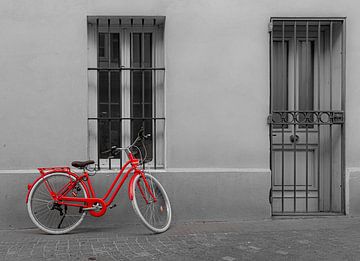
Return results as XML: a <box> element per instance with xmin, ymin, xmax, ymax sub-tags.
<box><xmin>1</xmin><ymin>217</ymin><xmax>360</xmax><ymax>260</ymax></box>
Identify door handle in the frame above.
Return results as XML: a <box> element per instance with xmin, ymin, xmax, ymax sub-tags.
<box><xmin>290</xmin><ymin>134</ymin><xmax>299</xmax><ymax>143</ymax></box>
<box><xmin>269</xmin><ymin>188</ymin><xmax>272</xmax><ymax>204</ymax></box>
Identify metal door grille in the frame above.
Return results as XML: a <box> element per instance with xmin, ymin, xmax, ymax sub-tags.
<box><xmin>268</xmin><ymin>18</ymin><xmax>346</xmax><ymax>215</ymax></box>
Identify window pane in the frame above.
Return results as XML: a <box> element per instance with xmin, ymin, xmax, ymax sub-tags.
<box><xmin>132</xmin><ymin>104</ymin><xmax>142</xmax><ymax>118</ymax></box>
<box><xmin>99</xmin><ymin>121</ymin><xmax>110</xmax><ymax>157</ymax></box>
<box><xmin>111</xmin><ymin>104</ymin><xmax>120</xmax><ymax>117</ymax></box>
<box><xmin>98</xmin><ymin>33</ymin><xmax>106</xmax><ymax>58</ymax></box>
<box><xmin>144</xmin><ymin>71</ymin><xmax>152</xmax><ymax>103</ymax></box>
<box><xmin>132</xmin><ymin>33</ymin><xmax>141</xmax><ymax>67</ymax></box>
<box><xmin>111</xmin><ymin>121</ymin><xmax>121</xmax><ymax>148</ymax></box>
<box><xmin>99</xmin><ymin>72</ymin><xmax>109</xmax><ymax>103</ymax></box>
<box><xmin>132</xmin><ymin>71</ymin><xmax>143</xmax><ymax>103</ymax></box>
<box><xmin>272</xmin><ymin>41</ymin><xmax>288</xmax><ymax>111</ymax></box>
<box><xmin>98</xmin><ymin>104</ymin><xmax>109</xmax><ymax>118</ymax></box>
<box><xmin>298</xmin><ymin>40</ymin><xmax>314</xmax><ymax>128</ymax></box>
<box><xmin>130</xmin><ymin>32</ymin><xmax>153</xmax><ymax>162</ymax></box>
<box><xmin>145</xmin><ymin>104</ymin><xmax>152</xmax><ymax>117</ymax></box>
<box><xmin>299</xmin><ymin>41</ymin><xmax>314</xmax><ymax>111</ymax></box>
<box><xmin>144</xmin><ymin>33</ymin><xmax>152</xmax><ymax>67</ymax></box>
<box><xmin>110</xmin><ymin>72</ymin><xmax>120</xmax><ymax>103</ymax></box>
<box><xmin>110</xmin><ymin>33</ymin><xmax>120</xmax><ymax>66</ymax></box>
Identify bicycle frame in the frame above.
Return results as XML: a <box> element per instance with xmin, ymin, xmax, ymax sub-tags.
<box><xmin>26</xmin><ymin>152</ymin><xmax>157</xmax><ymax>218</ymax></box>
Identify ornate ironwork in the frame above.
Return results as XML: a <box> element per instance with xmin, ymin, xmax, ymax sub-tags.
<box><xmin>268</xmin><ymin>111</ymin><xmax>344</xmax><ymax>125</ymax></box>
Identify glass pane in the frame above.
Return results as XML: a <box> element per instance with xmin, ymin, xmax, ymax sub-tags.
<box><xmin>272</xmin><ymin>41</ymin><xmax>288</xmax><ymax>111</ymax></box>
<box><xmin>110</xmin><ymin>33</ymin><xmax>120</xmax><ymax>66</ymax></box>
<box><xmin>144</xmin><ymin>71</ymin><xmax>152</xmax><ymax>103</ymax></box>
<box><xmin>98</xmin><ymin>33</ymin><xmax>106</xmax><ymax>58</ymax></box>
<box><xmin>97</xmin><ymin>32</ymin><xmax>122</xmax><ymax>159</ymax></box>
<box><xmin>132</xmin><ymin>33</ymin><xmax>141</xmax><ymax>67</ymax></box>
<box><xmin>131</xmin><ymin>120</ymin><xmax>143</xmax><ymax>146</ymax></box>
<box><xmin>111</xmin><ymin>104</ymin><xmax>120</xmax><ymax>117</ymax></box>
<box><xmin>99</xmin><ymin>121</ymin><xmax>110</xmax><ymax>157</ymax></box>
<box><xmin>130</xmin><ymin>33</ymin><xmax>153</xmax><ymax>162</ymax></box>
<box><xmin>111</xmin><ymin>121</ymin><xmax>121</xmax><ymax>148</ymax></box>
<box><xmin>132</xmin><ymin>71</ymin><xmax>143</xmax><ymax>103</ymax></box>
<box><xmin>143</xmin><ymin>120</ymin><xmax>153</xmax><ymax>162</ymax></box>
<box><xmin>298</xmin><ymin>40</ymin><xmax>314</xmax><ymax>127</ymax></box>
<box><xmin>145</xmin><ymin>104</ymin><xmax>152</xmax><ymax>118</ymax></box>
<box><xmin>299</xmin><ymin>41</ymin><xmax>314</xmax><ymax>111</ymax></box>
<box><xmin>99</xmin><ymin>72</ymin><xmax>109</xmax><ymax>103</ymax></box>
<box><xmin>110</xmin><ymin>72</ymin><xmax>120</xmax><ymax>103</ymax></box>
<box><xmin>144</xmin><ymin>33</ymin><xmax>152</xmax><ymax>67</ymax></box>
<box><xmin>132</xmin><ymin>104</ymin><xmax>142</xmax><ymax>118</ymax></box>
<box><xmin>98</xmin><ymin>104</ymin><xmax>109</xmax><ymax>118</ymax></box>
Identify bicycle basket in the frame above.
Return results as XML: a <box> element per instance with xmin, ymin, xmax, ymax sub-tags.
<box><xmin>130</xmin><ymin>138</ymin><xmax>152</xmax><ymax>165</ymax></box>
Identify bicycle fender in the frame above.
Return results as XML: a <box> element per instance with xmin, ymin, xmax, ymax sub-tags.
<box><xmin>26</xmin><ymin>176</ymin><xmax>43</xmax><ymax>203</ymax></box>
<box><xmin>25</xmin><ymin>169</ymin><xmax>85</xmax><ymax>203</ymax></box>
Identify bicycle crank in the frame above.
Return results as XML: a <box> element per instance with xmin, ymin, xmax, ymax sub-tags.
<box><xmin>83</xmin><ymin>198</ymin><xmax>107</xmax><ymax>217</ymax></box>
<box><xmin>82</xmin><ymin>203</ymin><xmax>102</xmax><ymax>211</ymax></box>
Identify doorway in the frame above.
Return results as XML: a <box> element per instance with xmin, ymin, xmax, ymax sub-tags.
<box><xmin>268</xmin><ymin>18</ymin><xmax>346</xmax><ymax>215</ymax></box>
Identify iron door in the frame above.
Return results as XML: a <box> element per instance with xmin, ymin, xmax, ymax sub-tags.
<box><xmin>269</xmin><ymin>19</ymin><xmax>346</xmax><ymax>215</ymax></box>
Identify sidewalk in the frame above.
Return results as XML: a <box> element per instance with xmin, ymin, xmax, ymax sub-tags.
<box><xmin>1</xmin><ymin>216</ymin><xmax>360</xmax><ymax>260</ymax></box>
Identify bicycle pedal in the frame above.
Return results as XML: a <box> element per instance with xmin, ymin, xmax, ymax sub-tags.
<box><xmin>109</xmin><ymin>204</ymin><xmax>117</xmax><ymax>209</ymax></box>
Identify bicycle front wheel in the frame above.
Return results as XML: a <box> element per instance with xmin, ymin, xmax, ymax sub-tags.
<box><xmin>132</xmin><ymin>173</ymin><xmax>172</xmax><ymax>233</ymax></box>
<box><xmin>27</xmin><ymin>173</ymin><xmax>88</xmax><ymax>234</ymax></box>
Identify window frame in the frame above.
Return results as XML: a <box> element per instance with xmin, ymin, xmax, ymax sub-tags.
<box><xmin>87</xmin><ymin>17</ymin><xmax>166</xmax><ymax>169</ymax></box>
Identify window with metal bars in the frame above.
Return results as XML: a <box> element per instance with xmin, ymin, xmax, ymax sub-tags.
<box><xmin>87</xmin><ymin>17</ymin><xmax>165</xmax><ymax>169</ymax></box>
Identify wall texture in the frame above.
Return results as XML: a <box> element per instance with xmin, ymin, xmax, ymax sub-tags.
<box><xmin>0</xmin><ymin>0</ymin><xmax>359</xmax><ymax>169</ymax></box>
<box><xmin>0</xmin><ymin>0</ymin><xmax>360</xmax><ymax>228</ymax></box>
<box><xmin>1</xmin><ymin>170</ymin><xmax>270</xmax><ymax>229</ymax></box>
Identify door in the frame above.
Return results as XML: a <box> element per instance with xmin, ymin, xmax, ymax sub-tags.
<box><xmin>269</xmin><ymin>19</ymin><xmax>346</xmax><ymax>215</ymax></box>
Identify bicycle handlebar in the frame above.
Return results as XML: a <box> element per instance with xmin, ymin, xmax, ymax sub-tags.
<box><xmin>101</xmin><ymin>127</ymin><xmax>151</xmax><ymax>157</ymax></box>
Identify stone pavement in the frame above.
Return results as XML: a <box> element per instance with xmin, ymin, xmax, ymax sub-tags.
<box><xmin>1</xmin><ymin>216</ymin><xmax>360</xmax><ymax>260</ymax></box>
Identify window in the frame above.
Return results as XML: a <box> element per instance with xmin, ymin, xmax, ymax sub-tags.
<box><xmin>87</xmin><ymin>17</ymin><xmax>165</xmax><ymax>169</ymax></box>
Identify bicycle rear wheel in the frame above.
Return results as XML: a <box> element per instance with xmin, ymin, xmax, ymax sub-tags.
<box><xmin>27</xmin><ymin>173</ymin><xmax>88</xmax><ymax>234</ymax></box>
<box><xmin>132</xmin><ymin>173</ymin><xmax>172</xmax><ymax>233</ymax></box>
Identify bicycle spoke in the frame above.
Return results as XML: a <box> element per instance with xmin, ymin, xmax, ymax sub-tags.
<box><xmin>32</xmin><ymin>198</ymin><xmax>50</xmax><ymax>204</ymax></box>
<box><xmin>42</xmin><ymin>210</ymin><xmax>54</xmax><ymax>228</ymax></box>
<box><xmin>49</xmin><ymin>212</ymin><xmax>59</xmax><ymax>229</ymax></box>
<box><xmin>35</xmin><ymin>188</ymin><xmax>52</xmax><ymax>199</ymax></box>
<box><xmin>28</xmin><ymin>173</ymin><xmax>87</xmax><ymax>234</ymax></box>
<box><xmin>33</xmin><ymin>208</ymin><xmax>50</xmax><ymax>219</ymax></box>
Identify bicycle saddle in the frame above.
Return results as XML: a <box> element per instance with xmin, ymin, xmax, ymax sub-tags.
<box><xmin>71</xmin><ymin>160</ymin><xmax>95</xmax><ymax>169</ymax></box>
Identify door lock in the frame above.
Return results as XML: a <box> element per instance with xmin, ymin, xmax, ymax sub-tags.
<box><xmin>290</xmin><ymin>134</ymin><xmax>299</xmax><ymax>143</ymax></box>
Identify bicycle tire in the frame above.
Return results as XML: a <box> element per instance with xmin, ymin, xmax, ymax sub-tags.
<box><xmin>131</xmin><ymin>173</ymin><xmax>172</xmax><ymax>233</ymax></box>
<box><xmin>27</xmin><ymin>172</ymin><xmax>88</xmax><ymax>234</ymax></box>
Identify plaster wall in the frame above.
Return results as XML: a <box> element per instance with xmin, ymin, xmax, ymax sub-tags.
<box><xmin>0</xmin><ymin>0</ymin><xmax>360</xmax><ymax>227</ymax></box>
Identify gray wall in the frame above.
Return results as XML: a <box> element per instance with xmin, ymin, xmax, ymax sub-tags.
<box><xmin>1</xmin><ymin>170</ymin><xmax>269</xmax><ymax>229</ymax></box>
<box><xmin>1</xmin><ymin>0</ymin><xmax>359</xmax><ymax>169</ymax></box>
<box><xmin>1</xmin><ymin>0</ymin><xmax>360</xmax><ymax>228</ymax></box>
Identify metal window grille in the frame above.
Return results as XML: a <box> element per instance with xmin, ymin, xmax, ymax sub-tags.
<box><xmin>87</xmin><ymin>17</ymin><xmax>165</xmax><ymax>169</ymax></box>
<box><xmin>268</xmin><ymin>18</ymin><xmax>346</xmax><ymax>215</ymax></box>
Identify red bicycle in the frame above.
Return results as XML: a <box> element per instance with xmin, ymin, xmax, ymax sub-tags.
<box><xmin>25</xmin><ymin>129</ymin><xmax>172</xmax><ymax>234</ymax></box>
